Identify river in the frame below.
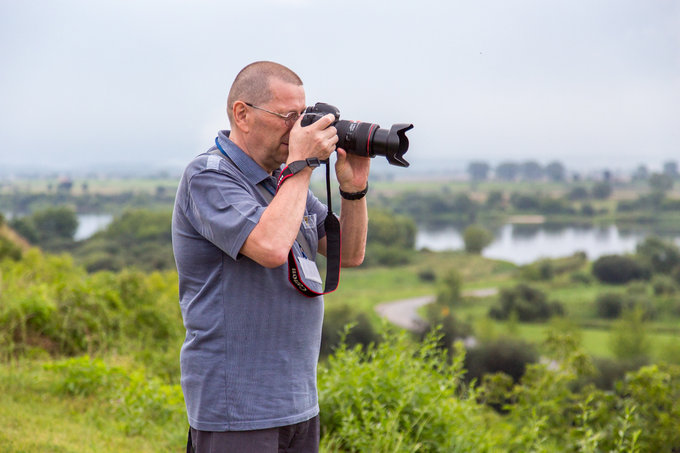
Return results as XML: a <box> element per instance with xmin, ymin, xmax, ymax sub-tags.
<box><xmin>416</xmin><ymin>223</ymin><xmax>680</xmax><ymax>265</ymax></box>
<box><xmin>74</xmin><ymin>214</ymin><xmax>113</xmax><ymax>240</ymax></box>
<box><xmin>43</xmin><ymin>215</ymin><xmax>680</xmax><ymax>264</ymax></box>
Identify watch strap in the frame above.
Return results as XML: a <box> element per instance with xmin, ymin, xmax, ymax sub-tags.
<box><xmin>339</xmin><ymin>182</ymin><xmax>369</xmax><ymax>200</ymax></box>
<box><xmin>277</xmin><ymin>158</ymin><xmax>321</xmax><ymax>191</ymax></box>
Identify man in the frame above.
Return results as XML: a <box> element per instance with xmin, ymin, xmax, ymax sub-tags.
<box><xmin>172</xmin><ymin>61</ymin><xmax>370</xmax><ymax>452</ymax></box>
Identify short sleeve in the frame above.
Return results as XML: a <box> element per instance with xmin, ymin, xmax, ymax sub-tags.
<box><xmin>186</xmin><ymin>169</ymin><xmax>266</xmax><ymax>260</ymax></box>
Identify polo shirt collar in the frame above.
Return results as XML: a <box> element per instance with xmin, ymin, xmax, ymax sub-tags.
<box><xmin>216</xmin><ymin>130</ymin><xmax>277</xmax><ymax>186</ymax></box>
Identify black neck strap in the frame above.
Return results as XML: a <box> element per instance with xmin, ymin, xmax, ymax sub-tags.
<box><xmin>286</xmin><ymin>159</ymin><xmax>341</xmax><ymax>297</ymax></box>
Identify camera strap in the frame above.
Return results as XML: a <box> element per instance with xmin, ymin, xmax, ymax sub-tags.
<box><xmin>211</xmin><ymin>139</ymin><xmax>341</xmax><ymax>297</ymax></box>
<box><xmin>284</xmin><ymin>160</ymin><xmax>341</xmax><ymax>297</ymax></box>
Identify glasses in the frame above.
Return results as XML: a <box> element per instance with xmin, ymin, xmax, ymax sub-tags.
<box><xmin>244</xmin><ymin>102</ymin><xmax>301</xmax><ymax>126</ymax></box>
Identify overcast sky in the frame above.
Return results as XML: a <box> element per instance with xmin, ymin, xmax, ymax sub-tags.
<box><xmin>1</xmin><ymin>0</ymin><xmax>678</xmax><ymax>174</ymax></box>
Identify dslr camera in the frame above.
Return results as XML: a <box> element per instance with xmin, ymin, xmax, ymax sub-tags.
<box><xmin>301</xmin><ymin>103</ymin><xmax>413</xmax><ymax>167</ymax></box>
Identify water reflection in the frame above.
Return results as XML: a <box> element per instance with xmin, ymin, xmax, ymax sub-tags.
<box><xmin>75</xmin><ymin>214</ymin><xmax>113</xmax><ymax>241</ymax></box>
<box><xmin>416</xmin><ymin>224</ymin><xmax>680</xmax><ymax>265</ymax></box>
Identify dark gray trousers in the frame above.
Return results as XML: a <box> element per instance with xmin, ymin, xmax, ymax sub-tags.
<box><xmin>187</xmin><ymin>415</ymin><xmax>319</xmax><ymax>453</ymax></box>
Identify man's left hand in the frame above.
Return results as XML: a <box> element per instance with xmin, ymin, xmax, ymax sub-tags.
<box><xmin>335</xmin><ymin>148</ymin><xmax>371</xmax><ymax>193</ymax></box>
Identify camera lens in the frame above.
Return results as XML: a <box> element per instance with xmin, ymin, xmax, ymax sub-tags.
<box><xmin>335</xmin><ymin>121</ymin><xmax>412</xmax><ymax>167</ymax></box>
<box><xmin>301</xmin><ymin>103</ymin><xmax>412</xmax><ymax>167</ymax></box>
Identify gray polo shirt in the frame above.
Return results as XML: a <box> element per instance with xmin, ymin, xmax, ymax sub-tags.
<box><xmin>172</xmin><ymin>130</ymin><xmax>327</xmax><ymax>431</ymax></box>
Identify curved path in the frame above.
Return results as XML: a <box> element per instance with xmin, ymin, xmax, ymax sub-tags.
<box><xmin>374</xmin><ymin>288</ymin><xmax>498</xmax><ymax>333</ymax></box>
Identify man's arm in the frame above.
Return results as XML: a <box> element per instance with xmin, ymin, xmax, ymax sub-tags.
<box><xmin>240</xmin><ymin>114</ymin><xmax>338</xmax><ymax>268</ymax></box>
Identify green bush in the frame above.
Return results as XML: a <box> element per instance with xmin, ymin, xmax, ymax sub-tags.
<box><xmin>489</xmin><ymin>284</ymin><xmax>564</xmax><ymax>322</ymax></box>
<box><xmin>0</xmin><ymin>235</ymin><xmax>22</xmax><ymax>261</ymax></box>
<box><xmin>595</xmin><ymin>292</ymin><xmax>626</xmax><ymax>319</ymax></box>
<box><xmin>321</xmin><ymin>305</ymin><xmax>380</xmax><ymax>357</ymax></box>
<box><xmin>570</xmin><ymin>270</ymin><xmax>593</xmax><ymax>284</ymax></box>
<box><xmin>636</xmin><ymin>236</ymin><xmax>680</xmax><ymax>274</ymax></box>
<box><xmin>366</xmin><ymin>208</ymin><xmax>416</xmax><ymax>250</ymax></box>
<box><xmin>609</xmin><ymin>309</ymin><xmax>651</xmax><ymax>362</ymax></box>
<box><xmin>363</xmin><ymin>243</ymin><xmax>413</xmax><ymax>267</ymax></box>
<box><xmin>651</xmin><ymin>274</ymin><xmax>677</xmax><ymax>295</ymax></box>
<box><xmin>319</xmin><ymin>329</ymin><xmax>500</xmax><ymax>452</ymax></box>
<box><xmin>520</xmin><ymin>259</ymin><xmax>554</xmax><ymax>281</ymax></box>
<box><xmin>417</xmin><ymin>268</ymin><xmax>437</xmax><ymax>282</ymax></box>
<box><xmin>592</xmin><ymin>254</ymin><xmax>648</xmax><ymax>284</ymax></box>
<box><xmin>422</xmin><ymin>304</ymin><xmax>473</xmax><ymax>351</ymax></box>
<box><xmin>462</xmin><ymin>224</ymin><xmax>494</xmax><ymax>254</ymax></box>
<box><xmin>0</xmin><ymin>248</ymin><xmax>182</xmax><ymax>359</ymax></box>
<box><xmin>464</xmin><ymin>337</ymin><xmax>538</xmax><ymax>384</ymax></box>
<box><xmin>435</xmin><ymin>269</ymin><xmax>462</xmax><ymax>306</ymax></box>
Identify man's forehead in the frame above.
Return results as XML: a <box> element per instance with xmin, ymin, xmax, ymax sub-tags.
<box><xmin>267</xmin><ymin>77</ymin><xmax>305</xmax><ymax>108</ymax></box>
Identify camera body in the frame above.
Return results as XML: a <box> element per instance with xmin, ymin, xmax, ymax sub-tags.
<box><xmin>301</xmin><ymin>102</ymin><xmax>412</xmax><ymax>167</ymax></box>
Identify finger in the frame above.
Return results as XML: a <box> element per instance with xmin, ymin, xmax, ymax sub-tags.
<box><xmin>335</xmin><ymin>148</ymin><xmax>347</xmax><ymax>164</ymax></box>
<box><xmin>311</xmin><ymin>113</ymin><xmax>336</xmax><ymax>130</ymax></box>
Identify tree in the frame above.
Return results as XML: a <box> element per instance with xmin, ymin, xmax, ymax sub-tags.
<box><xmin>632</xmin><ymin>164</ymin><xmax>648</xmax><ymax>181</ymax></box>
<box><xmin>636</xmin><ymin>236</ymin><xmax>680</xmax><ymax>274</ymax></box>
<box><xmin>591</xmin><ymin>181</ymin><xmax>613</xmax><ymax>199</ymax></box>
<box><xmin>467</xmin><ymin>161</ymin><xmax>490</xmax><ymax>182</ymax></box>
<box><xmin>366</xmin><ymin>209</ymin><xmax>416</xmax><ymax>249</ymax></box>
<box><xmin>32</xmin><ymin>206</ymin><xmax>78</xmax><ymax>241</ymax></box>
<box><xmin>462</xmin><ymin>224</ymin><xmax>494</xmax><ymax>254</ymax></box>
<box><xmin>495</xmin><ymin>162</ymin><xmax>519</xmax><ymax>181</ymax></box>
<box><xmin>485</xmin><ymin>191</ymin><xmax>504</xmax><ymax>209</ymax></box>
<box><xmin>609</xmin><ymin>309</ymin><xmax>651</xmax><ymax>362</ymax></box>
<box><xmin>592</xmin><ymin>255</ymin><xmax>648</xmax><ymax>284</ymax></box>
<box><xmin>544</xmin><ymin>161</ymin><xmax>566</xmax><ymax>182</ymax></box>
<box><xmin>567</xmin><ymin>186</ymin><xmax>589</xmax><ymax>201</ymax></box>
<box><xmin>436</xmin><ymin>269</ymin><xmax>462</xmax><ymax>306</ymax></box>
<box><xmin>663</xmin><ymin>161</ymin><xmax>679</xmax><ymax>179</ymax></box>
<box><xmin>520</xmin><ymin>161</ymin><xmax>543</xmax><ymax>181</ymax></box>
<box><xmin>649</xmin><ymin>172</ymin><xmax>673</xmax><ymax>193</ymax></box>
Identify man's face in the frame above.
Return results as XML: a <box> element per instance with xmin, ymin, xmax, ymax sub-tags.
<box><xmin>250</xmin><ymin>78</ymin><xmax>306</xmax><ymax>169</ymax></box>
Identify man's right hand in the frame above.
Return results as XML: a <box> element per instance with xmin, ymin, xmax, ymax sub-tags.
<box><xmin>287</xmin><ymin>113</ymin><xmax>338</xmax><ymax>163</ymax></box>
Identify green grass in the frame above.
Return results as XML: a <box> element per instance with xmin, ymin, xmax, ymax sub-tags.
<box><xmin>325</xmin><ymin>251</ymin><xmax>517</xmax><ymax>313</ymax></box>
<box><xmin>0</xmin><ymin>360</ymin><xmax>186</xmax><ymax>453</ymax></box>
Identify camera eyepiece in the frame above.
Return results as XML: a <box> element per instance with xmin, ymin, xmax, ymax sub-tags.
<box><xmin>301</xmin><ymin>102</ymin><xmax>412</xmax><ymax>168</ymax></box>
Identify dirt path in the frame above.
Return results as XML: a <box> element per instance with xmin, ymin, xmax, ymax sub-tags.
<box><xmin>374</xmin><ymin>288</ymin><xmax>498</xmax><ymax>332</ymax></box>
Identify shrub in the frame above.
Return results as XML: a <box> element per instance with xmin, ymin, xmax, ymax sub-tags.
<box><xmin>571</xmin><ymin>271</ymin><xmax>593</xmax><ymax>284</ymax></box>
<box><xmin>592</xmin><ymin>254</ymin><xmax>648</xmax><ymax>284</ymax></box>
<box><xmin>589</xmin><ymin>356</ymin><xmax>646</xmax><ymax>390</ymax></box>
<box><xmin>596</xmin><ymin>292</ymin><xmax>625</xmax><ymax>319</ymax></box>
<box><xmin>591</xmin><ymin>181</ymin><xmax>613</xmax><ymax>199</ymax></box>
<box><xmin>321</xmin><ymin>304</ymin><xmax>380</xmax><ymax>357</ymax></box>
<box><xmin>318</xmin><ymin>329</ymin><xmax>501</xmax><ymax>452</ymax></box>
<box><xmin>609</xmin><ymin>309</ymin><xmax>651</xmax><ymax>362</ymax></box>
<box><xmin>363</xmin><ymin>243</ymin><xmax>413</xmax><ymax>267</ymax></box>
<box><xmin>366</xmin><ymin>208</ymin><xmax>416</xmax><ymax>249</ymax></box>
<box><xmin>489</xmin><ymin>284</ymin><xmax>564</xmax><ymax>322</ymax></box>
<box><xmin>568</xmin><ymin>186</ymin><xmax>589</xmax><ymax>201</ymax></box>
<box><xmin>435</xmin><ymin>269</ymin><xmax>462</xmax><ymax>306</ymax></box>
<box><xmin>651</xmin><ymin>274</ymin><xmax>677</xmax><ymax>295</ymax></box>
<box><xmin>422</xmin><ymin>304</ymin><xmax>473</xmax><ymax>351</ymax></box>
<box><xmin>417</xmin><ymin>268</ymin><xmax>437</xmax><ymax>282</ymax></box>
<box><xmin>636</xmin><ymin>236</ymin><xmax>680</xmax><ymax>274</ymax></box>
<box><xmin>0</xmin><ymin>235</ymin><xmax>22</xmax><ymax>261</ymax></box>
<box><xmin>464</xmin><ymin>337</ymin><xmax>538</xmax><ymax>384</ymax></box>
<box><xmin>520</xmin><ymin>259</ymin><xmax>554</xmax><ymax>281</ymax></box>
<box><xmin>462</xmin><ymin>224</ymin><xmax>494</xmax><ymax>254</ymax></box>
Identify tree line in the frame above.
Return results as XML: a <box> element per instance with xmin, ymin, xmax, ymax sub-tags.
<box><xmin>466</xmin><ymin>159</ymin><xmax>679</xmax><ymax>183</ymax></box>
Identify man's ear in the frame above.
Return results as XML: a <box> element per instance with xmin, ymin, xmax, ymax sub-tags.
<box><xmin>232</xmin><ymin>101</ymin><xmax>250</xmax><ymax>133</ymax></box>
